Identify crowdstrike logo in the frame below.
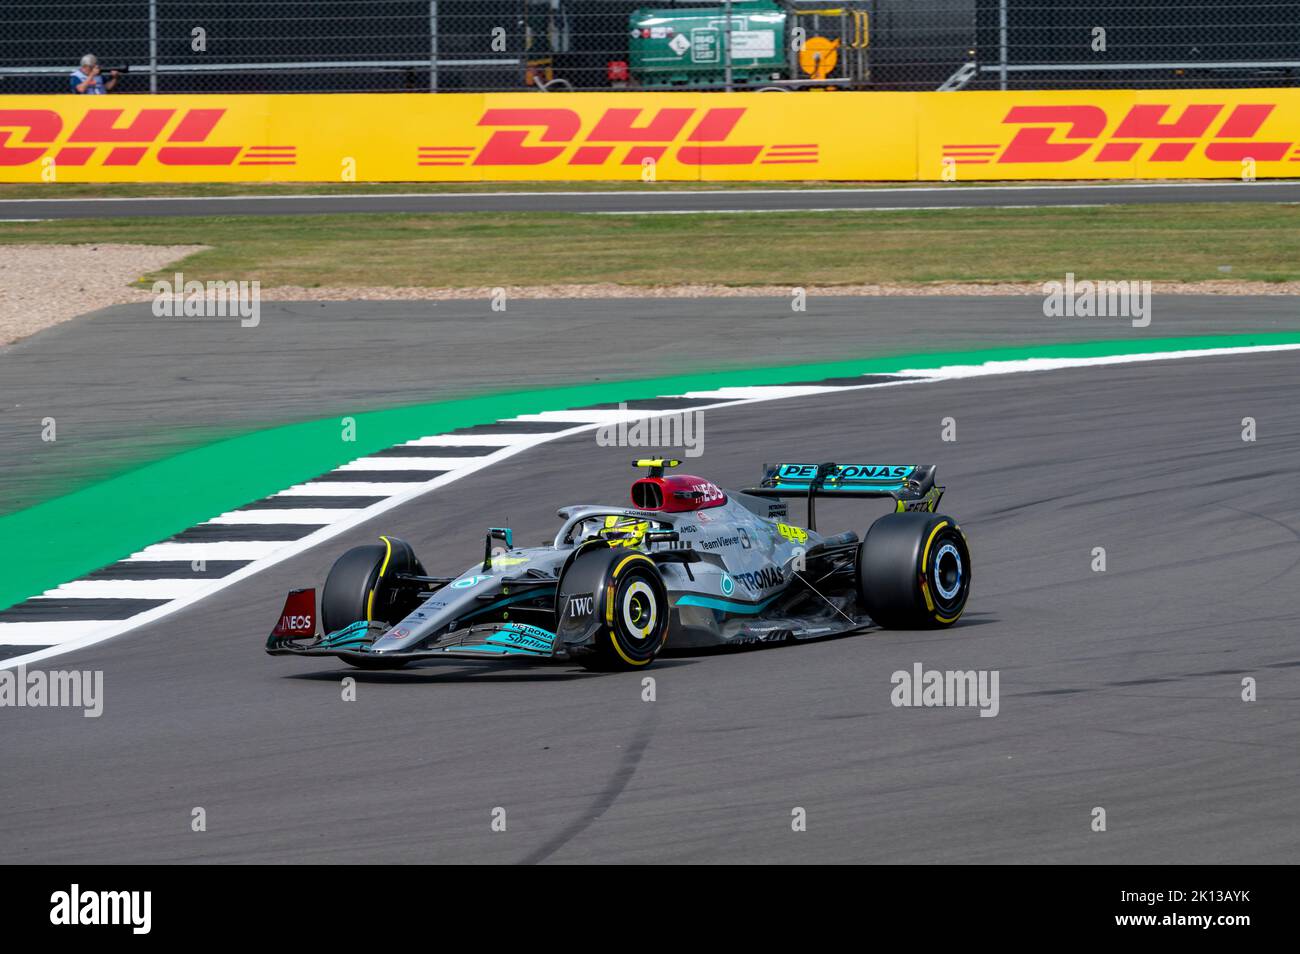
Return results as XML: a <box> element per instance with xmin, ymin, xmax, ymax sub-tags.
<box><xmin>49</xmin><ymin>884</ymin><xmax>151</xmax><ymax>934</ymax></box>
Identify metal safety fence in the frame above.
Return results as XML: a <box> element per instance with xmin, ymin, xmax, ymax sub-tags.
<box><xmin>2</xmin><ymin>1</ymin><xmax>1298</xmax><ymax>95</ymax></box>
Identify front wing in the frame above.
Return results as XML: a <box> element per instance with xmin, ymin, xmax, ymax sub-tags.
<box><xmin>267</xmin><ymin>619</ymin><xmax>565</xmax><ymax>665</ymax></box>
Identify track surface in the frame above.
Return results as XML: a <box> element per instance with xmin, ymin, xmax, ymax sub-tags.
<box><xmin>3</xmin><ymin>180</ymin><xmax>1300</xmax><ymax>219</ymax></box>
<box><xmin>2</xmin><ymin>349</ymin><xmax>1297</xmax><ymax>863</ymax></box>
<box><xmin>6</xmin><ymin>294</ymin><xmax>1298</xmax><ymax>515</ymax></box>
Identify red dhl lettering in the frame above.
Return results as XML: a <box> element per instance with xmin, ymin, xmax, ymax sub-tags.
<box><xmin>417</xmin><ymin>106</ymin><xmax>820</xmax><ymax>167</ymax></box>
<box><xmin>944</xmin><ymin>102</ymin><xmax>1294</xmax><ymax>165</ymax></box>
<box><xmin>0</xmin><ymin>107</ymin><xmax>293</xmax><ymax>167</ymax></box>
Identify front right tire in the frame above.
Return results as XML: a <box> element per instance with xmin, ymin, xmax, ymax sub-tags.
<box><xmin>320</xmin><ymin>535</ymin><xmax>423</xmax><ymax>669</ymax></box>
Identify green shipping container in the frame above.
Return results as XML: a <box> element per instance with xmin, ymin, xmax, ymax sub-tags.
<box><xmin>629</xmin><ymin>3</ymin><xmax>787</xmax><ymax>88</ymax></box>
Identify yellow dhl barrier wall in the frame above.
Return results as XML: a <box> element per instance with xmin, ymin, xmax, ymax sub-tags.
<box><xmin>2</xmin><ymin>89</ymin><xmax>1298</xmax><ymax>183</ymax></box>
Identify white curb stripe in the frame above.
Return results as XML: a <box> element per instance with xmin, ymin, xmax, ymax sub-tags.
<box><xmin>125</xmin><ymin>541</ymin><xmax>293</xmax><ymax>562</ymax></box>
<box><xmin>403</xmin><ymin>434</ymin><xmax>546</xmax><ymax>446</ymax></box>
<box><xmin>275</xmin><ymin>481</ymin><xmax>440</xmax><ymax>497</ymax></box>
<box><xmin>336</xmin><ymin>457</ymin><xmax>476</xmax><ymax>471</ymax></box>
<box><xmin>0</xmin><ymin>622</ymin><xmax>110</xmax><ymax>645</ymax></box>
<box><xmin>36</xmin><ymin>579</ymin><xmax>217</xmax><ymax>601</ymax></box>
<box><xmin>207</xmin><ymin>508</ymin><xmax>359</xmax><ymax>525</ymax></box>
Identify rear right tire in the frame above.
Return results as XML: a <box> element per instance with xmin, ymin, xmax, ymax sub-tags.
<box><xmin>857</xmin><ymin>513</ymin><xmax>970</xmax><ymax>629</ymax></box>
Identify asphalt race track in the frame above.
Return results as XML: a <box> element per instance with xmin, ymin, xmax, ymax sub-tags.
<box><xmin>5</xmin><ymin>294</ymin><xmax>1298</xmax><ymax>516</ymax></box>
<box><xmin>2</xmin><ymin>342</ymin><xmax>1297</xmax><ymax>863</ymax></box>
<box><xmin>2</xmin><ymin>180</ymin><xmax>1300</xmax><ymax>219</ymax></box>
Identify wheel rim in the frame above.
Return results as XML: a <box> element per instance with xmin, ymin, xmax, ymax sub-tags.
<box><xmin>622</xmin><ymin>581</ymin><xmax>657</xmax><ymax>640</ymax></box>
<box><xmin>934</xmin><ymin>542</ymin><xmax>963</xmax><ymax>602</ymax></box>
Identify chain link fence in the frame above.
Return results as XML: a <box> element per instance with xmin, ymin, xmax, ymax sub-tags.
<box><xmin>2</xmin><ymin>1</ymin><xmax>1297</xmax><ymax>94</ymax></box>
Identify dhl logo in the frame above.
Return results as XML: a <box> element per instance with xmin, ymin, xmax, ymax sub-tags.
<box><xmin>0</xmin><ymin>108</ymin><xmax>294</xmax><ymax>167</ymax></box>
<box><xmin>944</xmin><ymin>103</ymin><xmax>1297</xmax><ymax>165</ymax></box>
<box><xmin>419</xmin><ymin>107</ymin><xmax>819</xmax><ymax>168</ymax></box>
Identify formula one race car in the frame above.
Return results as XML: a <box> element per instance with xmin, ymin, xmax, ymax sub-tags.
<box><xmin>266</xmin><ymin>459</ymin><xmax>971</xmax><ymax>671</ymax></box>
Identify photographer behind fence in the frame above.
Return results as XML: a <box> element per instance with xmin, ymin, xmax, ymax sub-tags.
<box><xmin>70</xmin><ymin>54</ymin><xmax>120</xmax><ymax>94</ymax></box>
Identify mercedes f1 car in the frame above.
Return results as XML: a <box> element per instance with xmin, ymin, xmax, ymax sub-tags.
<box><xmin>266</xmin><ymin>459</ymin><xmax>971</xmax><ymax>671</ymax></box>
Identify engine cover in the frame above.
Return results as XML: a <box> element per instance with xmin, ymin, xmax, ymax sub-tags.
<box><xmin>630</xmin><ymin>474</ymin><xmax>727</xmax><ymax>513</ymax></box>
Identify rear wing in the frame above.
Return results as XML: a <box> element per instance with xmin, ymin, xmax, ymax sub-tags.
<box><xmin>743</xmin><ymin>462</ymin><xmax>943</xmax><ymax>530</ymax></box>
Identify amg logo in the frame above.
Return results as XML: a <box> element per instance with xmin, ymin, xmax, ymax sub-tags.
<box><xmin>567</xmin><ymin>594</ymin><xmax>594</xmax><ymax>618</ymax></box>
<box><xmin>735</xmin><ymin>567</ymin><xmax>784</xmax><ymax>592</ymax></box>
<box><xmin>50</xmin><ymin>884</ymin><xmax>151</xmax><ymax>934</ymax></box>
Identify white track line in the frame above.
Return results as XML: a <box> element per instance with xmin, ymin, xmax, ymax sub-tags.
<box><xmin>36</xmin><ymin>579</ymin><xmax>216</xmax><ymax>601</ymax></box>
<box><xmin>207</xmin><ymin>508</ymin><xmax>358</xmax><ymax>525</ymax></box>
<box><xmin>0</xmin><ymin>622</ymin><xmax>104</xmax><ymax>645</ymax></box>
<box><xmin>403</xmin><ymin>434</ymin><xmax>550</xmax><ymax>446</ymax></box>
<box><xmin>124</xmin><ymin>541</ymin><xmax>292</xmax><ymax>562</ymax></box>
<box><xmin>893</xmin><ymin>344</ymin><xmax>1300</xmax><ymax>380</ymax></box>
<box><xmin>335</xmin><ymin>457</ymin><xmax>471</xmax><ymax>471</ymax></box>
<box><xmin>275</xmin><ymin>481</ymin><xmax>438</xmax><ymax>497</ymax></box>
<box><xmin>583</xmin><ymin>204</ymin><xmax>1110</xmax><ymax>215</ymax></box>
<box><xmin>679</xmin><ymin>386</ymin><xmax>836</xmax><ymax>399</ymax></box>
<box><xmin>4</xmin><ymin>342</ymin><xmax>1299</xmax><ymax>670</ymax></box>
<box><xmin>2</xmin><ymin>181</ymin><xmax>1295</xmax><ymax>205</ymax></box>
<box><xmin>508</xmin><ymin>408</ymin><xmax>734</xmax><ymax>424</ymax></box>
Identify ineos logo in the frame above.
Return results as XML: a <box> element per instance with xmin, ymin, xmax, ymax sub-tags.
<box><xmin>568</xmin><ymin>595</ymin><xmax>594</xmax><ymax>618</ymax></box>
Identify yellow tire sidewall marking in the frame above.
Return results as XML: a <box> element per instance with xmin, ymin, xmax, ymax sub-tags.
<box><xmin>608</xmin><ymin>553</ymin><xmax>660</xmax><ymax>665</ymax></box>
<box><xmin>366</xmin><ymin>535</ymin><xmax>395</xmax><ymax>622</ymax></box>
<box><xmin>921</xmin><ymin>520</ymin><xmax>950</xmax><ymax>574</ymax></box>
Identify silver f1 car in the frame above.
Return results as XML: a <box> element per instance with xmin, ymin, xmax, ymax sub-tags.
<box><xmin>266</xmin><ymin>459</ymin><xmax>971</xmax><ymax>671</ymax></box>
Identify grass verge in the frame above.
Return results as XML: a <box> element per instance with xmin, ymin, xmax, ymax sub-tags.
<box><xmin>1</xmin><ymin>203</ymin><xmax>1297</xmax><ymax>287</ymax></box>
